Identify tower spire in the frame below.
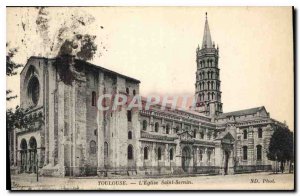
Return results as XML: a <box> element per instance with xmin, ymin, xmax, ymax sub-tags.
<box><xmin>202</xmin><ymin>12</ymin><xmax>213</xmax><ymax>48</ymax></box>
<box><xmin>196</xmin><ymin>13</ymin><xmax>222</xmax><ymax>116</ymax></box>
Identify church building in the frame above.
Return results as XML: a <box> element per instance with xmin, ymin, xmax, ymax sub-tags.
<box><xmin>10</xmin><ymin>14</ymin><xmax>288</xmax><ymax>177</ymax></box>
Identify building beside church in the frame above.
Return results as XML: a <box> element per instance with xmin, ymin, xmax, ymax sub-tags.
<box><xmin>10</xmin><ymin>14</ymin><xmax>289</xmax><ymax>177</ymax></box>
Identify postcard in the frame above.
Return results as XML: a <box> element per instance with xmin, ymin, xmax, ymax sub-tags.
<box><xmin>6</xmin><ymin>6</ymin><xmax>294</xmax><ymax>190</ymax></box>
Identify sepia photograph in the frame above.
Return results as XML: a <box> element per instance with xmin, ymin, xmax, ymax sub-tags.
<box><xmin>6</xmin><ymin>6</ymin><xmax>294</xmax><ymax>190</ymax></box>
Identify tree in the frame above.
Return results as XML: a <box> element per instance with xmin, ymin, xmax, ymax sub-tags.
<box><xmin>267</xmin><ymin>125</ymin><xmax>294</xmax><ymax>173</ymax></box>
<box><xmin>6</xmin><ymin>45</ymin><xmax>22</xmax><ymax>101</ymax></box>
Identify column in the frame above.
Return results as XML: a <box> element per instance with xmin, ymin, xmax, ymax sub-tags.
<box><xmin>152</xmin><ymin>143</ymin><xmax>157</xmax><ymax>173</ymax></box>
<box><xmin>174</xmin><ymin>139</ymin><xmax>181</xmax><ymax>172</ymax></box>
<box><xmin>150</xmin><ymin>114</ymin><xmax>154</xmax><ymax>132</ymax></box>
<box><xmin>196</xmin><ymin>147</ymin><xmax>200</xmax><ymax>166</ymax></box>
<box><xmin>13</xmin><ymin>129</ymin><xmax>17</xmax><ymax>166</ymax></box>
<box><xmin>165</xmin><ymin>144</ymin><xmax>169</xmax><ymax>173</ymax></box>
<box><xmin>97</xmin><ymin>73</ymin><xmax>105</xmax><ymax>175</ymax></box>
<box><xmin>248</xmin><ymin>127</ymin><xmax>254</xmax><ymax>165</ymax></box>
<box><xmin>203</xmin><ymin>147</ymin><xmax>208</xmax><ymax>166</ymax></box>
<box><xmin>214</xmin><ymin>141</ymin><xmax>223</xmax><ymax>174</ymax></box>
<box><xmin>212</xmin><ymin>148</ymin><xmax>215</xmax><ymax>166</ymax></box>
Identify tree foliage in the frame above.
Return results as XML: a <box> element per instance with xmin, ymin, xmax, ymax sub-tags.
<box><xmin>267</xmin><ymin>125</ymin><xmax>294</xmax><ymax>163</ymax></box>
<box><xmin>6</xmin><ymin>45</ymin><xmax>23</xmax><ymax>77</ymax></box>
<box><xmin>6</xmin><ymin>43</ymin><xmax>43</xmax><ymax>132</ymax></box>
<box><xmin>7</xmin><ymin>106</ymin><xmax>43</xmax><ymax>132</ymax></box>
<box><xmin>6</xmin><ymin>44</ymin><xmax>22</xmax><ymax>101</ymax></box>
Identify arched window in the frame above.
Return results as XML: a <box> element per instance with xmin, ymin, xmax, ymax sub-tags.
<box><xmin>155</xmin><ymin>122</ymin><xmax>159</xmax><ymax>132</ymax></box>
<box><xmin>144</xmin><ymin>147</ymin><xmax>148</xmax><ymax>160</ymax></box>
<box><xmin>193</xmin><ymin>130</ymin><xmax>197</xmax><ymax>138</ymax></box>
<box><xmin>128</xmin><ymin>131</ymin><xmax>132</xmax><ymax>139</ymax></box>
<box><xmin>126</xmin><ymin>87</ymin><xmax>129</xmax><ymax>94</ymax></box>
<box><xmin>175</xmin><ymin>126</ymin><xmax>180</xmax><ymax>133</ymax></box>
<box><xmin>200</xmin><ymin>132</ymin><xmax>204</xmax><ymax>139</ymax></box>
<box><xmin>212</xmin><ymin>92</ymin><xmax>215</xmax><ymax>100</ymax></box>
<box><xmin>258</xmin><ymin>128</ymin><xmax>263</xmax><ymax>138</ymax></box>
<box><xmin>20</xmin><ymin>139</ymin><xmax>27</xmax><ymax>172</ymax></box>
<box><xmin>92</xmin><ymin>91</ymin><xmax>96</xmax><ymax>106</ymax></box>
<box><xmin>207</xmin><ymin>131</ymin><xmax>212</xmax><ymax>140</ymax></box>
<box><xmin>28</xmin><ymin>76</ymin><xmax>40</xmax><ymax>105</ymax></box>
<box><xmin>104</xmin><ymin>142</ymin><xmax>108</xmax><ymax>157</ymax></box>
<box><xmin>29</xmin><ymin>137</ymin><xmax>37</xmax><ymax>149</ymax></box>
<box><xmin>256</xmin><ymin>145</ymin><xmax>262</xmax><ymax>161</ymax></box>
<box><xmin>166</xmin><ymin>124</ymin><xmax>170</xmax><ymax>134</ymax></box>
<box><xmin>157</xmin><ymin>147</ymin><xmax>162</xmax><ymax>160</ymax></box>
<box><xmin>199</xmin><ymin>150</ymin><xmax>203</xmax><ymax>161</ymax></box>
<box><xmin>128</xmin><ymin>145</ymin><xmax>133</xmax><ymax>160</ymax></box>
<box><xmin>90</xmin><ymin>140</ymin><xmax>96</xmax><ymax>154</ymax></box>
<box><xmin>133</xmin><ymin>89</ymin><xmax>136</xmax><ymax>96</ymax></box>
<box><xmin>170</xmin><ymin>148</ymin><xmax>174</xmax><ymax>160</ymax></box>
<box><xmin>199</xmin><ymin>149</ymin><xmax>203</xmax><ymax>161</ymax></box>
<box><xmin>243</xmin><ymin>130</ymin><xmax>248</xmax><ymax>140</ymax></box>
<box><xmin>243</xmin><ymin>146</ymin><xmax>248</xmax><ymax>160</ymax></box>
<box><xmin>142</xmin><ymin>120</ymin><xmax>147</xmax><ymax>131</ymax></box>
<box><xmin>127</xmin><ymin>110</ymin><xmax>132</xmax><ymax>122</ymax></box>
<box><xmin>208</xmin><ymin>92</ymin><xmax>211</xmax><ymax>100</ymax></box>
<box><xmin>207</xmin><ymin>151</ymin><xmax>211</xmax><ymax>162</ymax></box>
<box><xmin>20</xmin><ymin>139</ymin><xmax>27</xmax><ymax>150</ymax></box>
<box><xmin>211</xmin><ymin>81</ymin><xmax>214</xmax><ymax>90</ymax></box>
<box><xmin>94</xmin><ymin>129</ymin><xmax>97</xmax><ymax>136</ymax></box>
<box><xmin>207</xmin><ymin>81</ymin><xmax>210</xmax><ymax>90</ymax></box>
<box><xmin>213</xmin><ymin>131</ymin><xmax>218</xmax><ymax>139</ymax></box>
<box><xmin>207</xmin><ymin>71</ymin><xmax>210</xmax><ymax>79</ymax></box>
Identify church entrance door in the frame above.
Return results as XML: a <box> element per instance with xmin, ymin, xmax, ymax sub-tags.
<box><xmin>224</xmin><ymin>151</ymin><xmax>230</xmax><ymax>175</ymax></box>
<box><xmin>182</xmin><ymin>147</ymin><xmax>191</xmax><ymax>172</ymax></box>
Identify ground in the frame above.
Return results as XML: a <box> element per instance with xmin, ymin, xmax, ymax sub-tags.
<box><xmin>10</xmin><ymin>172</ymin><xmax>294</xmax><ymax>190</ymax></box>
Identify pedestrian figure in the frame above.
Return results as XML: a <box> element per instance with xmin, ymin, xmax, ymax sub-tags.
<box><xmin>280</xmin><ymin>162</ymin><xmax>284</xmax><ymax>173</ymax></box>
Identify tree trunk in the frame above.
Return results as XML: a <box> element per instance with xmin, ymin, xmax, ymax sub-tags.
<box><xmin>289</xmin><ymin>161</ymin><xmax>292</xmax><ymax>173</ymax></box>
<box><xmin>280</xmin><ymin>161</ymin><xmax>284</xmax><ymax>173</ymax></box>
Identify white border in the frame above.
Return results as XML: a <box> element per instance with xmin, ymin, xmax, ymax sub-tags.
<box><xmin>1</xmin><ymin>1</ymin><xmax>298</xmax><ymax>195</ymax></box>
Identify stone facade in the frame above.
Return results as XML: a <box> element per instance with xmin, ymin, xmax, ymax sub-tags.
<box><xmin>13</xmin><ymin>56</ymin><xmax>140</xmax><ymax>176</ymax></box>
<box><xmin>10</xmin><ymin>15</ymin><xmax>289</xmax><ymax>177</ymax></box>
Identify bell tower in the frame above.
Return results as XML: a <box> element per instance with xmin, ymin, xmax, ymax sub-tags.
<box><xmin>195</xmin><ymin>13</ymin><xmax>223</xmax><ymax>117</ymax></box>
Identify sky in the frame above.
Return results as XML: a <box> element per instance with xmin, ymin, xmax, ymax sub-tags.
<box><xmin>6</xmin><ymin>7</ymin><xmax>294</xmax><ymax>129</ymax></box>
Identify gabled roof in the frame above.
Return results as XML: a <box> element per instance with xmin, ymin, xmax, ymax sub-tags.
<box><xmin>215</xmin><ymin>130</ymin><xmax>234</xmax><ymax>141</ymax></box>
<box><xmin>178</xmin><ymin>130</ymin><xmax>193</xmax><ymax>137</ymax></box>
<box><xmin>75</xmin><ymin>58</ymin><xmax>140</xmax><ymax>83</ymax></box>
<box><xmin>22</xmin><ymin>56</ymin><xmax>140</xmax><ymax>83</ymax></box>
<box><xmin>217</xmin><ymin>106</ymin><xmax>266</xmax><ymax>119</ymax></box>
